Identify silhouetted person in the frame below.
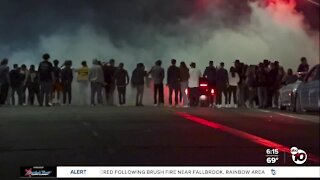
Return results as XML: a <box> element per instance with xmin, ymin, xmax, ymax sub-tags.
<box><xmin>38</xmin><ymin>53</ymin><xmax>54</xmax><ymax>107</ymax></box>
<box><xmin>283</xmin><ymin>68</ymin><xmax>297</xmax><ymax>85</ymax></box>
<box><xmin>9</xmin><ymin>64</ymin><xmax>21</xmax><ymax>105</ymax></box>
<box><xmin>257</xmin><ymin>63</ymin><xmax>268</xmax><ymax>108</ymax></box>
<box><xmin>273</xmin><ymin>66</ymin><xmax>285</xmax><ymax>108</ymax></box>
<box><xmin>297</xmin><ymin>57</ymin><xmax>309</xmax><ymax>73</ymax></box>
<box><xmin>75</xmin><ymin>61</ymin><xmax>89</xmax><ymax>105</ymax></box>
<box><xmin>131</xmin><ymin>63</ymin><xmax>147</xmax><ymax>106</ymax></box>
<box><xmin>267</xmin><ymin>62</ymin><xmax>278</xmax><ymax>108</ymax></box>
<box><xmin>0</xmin><ymin>58</ymin><xmax>10</xmax><ymax>105</ymax></box>
<box><xmin>188</xmin><ymin>62</ymin><xmax>201</xmax><ymax>107</ymax></box>
<box><xmin>61</xmin><ymin>60</ymin><xmax>73</xmax><ymax>105</ymax></box>
<box><xmin>114</xmin><ymin>62</ymin><xmax>129</xmax><ymax>106</ymax></box>
<box><xmin>149</xmin><ymin>60</ymin><xmax>165</xmax><ymax>106</ymax></box>
<box><xmin>228</xmin><ymin>66</ymin><xmax>239</xmax><ymax>108</ymax></box>
<box><xmin>203</xmin><ymin>61</ymin><xmax>216</xmax><ymax>107</ymax></box>
<box><xmin>179</xmin><ymin>61</ymin><xmax>189</xmax><ymax>107</ymax></box>
<box><xmin>27</xmin><ymin>65</ymin><xmax>40</xmax><ymax>105</ymax></box>
<box><xmin>103</xmin><ymin>59</ymin><xmax>116</xmax><ymax>106</ymax></box>
<box><xmin>216</xmin><ymin>62</ymin><xmax>228</xmax><ymax>108</ymax></box>
<box><xmin>19</xmin><ymin>64</ymin><xmax>28</xmax><ymax>105</ymax></box>
<box><xmin>234</xmin><ymin>60</ymin><xmax>245</xmax><ymax>107</ymax></box>
<box><xmin>246</xmin><ymin>65</ymin><xmax>257</xmax><ymax>108</ymax></box>
<box><xmin>52</xmin><ymin>59</ymin><xmax>62</xmax><ymax>105</ymax></box>
<box><xmin>167</xmin><ymin>59</ymin><xmax>180</xmax><ymax>107</ymax></box>
<box><xmin>89</xmin><ymin>59</ymin><xmax>104</xmax><ymax>106</ymax></box>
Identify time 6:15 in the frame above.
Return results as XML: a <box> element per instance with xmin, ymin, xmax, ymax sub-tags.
<box><xmin>266</xmin><ymin>149</ymin><xmax>279</xmax><ymax>154</ymax></box>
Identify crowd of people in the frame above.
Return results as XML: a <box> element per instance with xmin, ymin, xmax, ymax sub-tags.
<box><xmin>0</xmin><ymin>53</ymin><xmax>310</xmax><ymax>108</ymax></box>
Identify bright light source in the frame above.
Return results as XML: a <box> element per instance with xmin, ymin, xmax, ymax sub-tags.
<box><xmin>200</xmin><ymin>95</ymin><xmax>207</xmax><ymax>100</ymax></box>
<box><xmin>211</xmin><ymin>89</ymin><xmax>215</xmax><ymax>95</ymax></box>
<box><xmin>200</xmin><ymin>84</ymin><xmax>208</xmax><ymax>87</ymax></box>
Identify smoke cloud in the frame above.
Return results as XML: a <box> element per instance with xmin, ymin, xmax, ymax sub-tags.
<box><xmin>0</xmin><ymin>0</ymin><xmax>319</xmax><ymax>105</ymax></box>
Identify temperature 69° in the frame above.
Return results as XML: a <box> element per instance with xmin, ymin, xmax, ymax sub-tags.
<box><xmin>266</xmin><ymin>157</ymin><xmax>279</xmax><ymax>164</ymax></box>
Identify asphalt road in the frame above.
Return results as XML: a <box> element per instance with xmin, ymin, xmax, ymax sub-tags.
<box><xmin>0</xmin><ymin>106</ymin><xmax>319</xmax><ymax>178</ymax></box>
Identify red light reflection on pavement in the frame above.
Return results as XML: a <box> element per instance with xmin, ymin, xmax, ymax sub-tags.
<box><xmin>176</xmin><ymin>111</ymin><xmax>320</xmax><ymax>164</ymax></box>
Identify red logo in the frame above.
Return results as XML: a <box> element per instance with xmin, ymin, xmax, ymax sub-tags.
<box><xmin>25</xmin><ymin>168</ymin><xmax>32</xmax><ymax>177</ymax></box>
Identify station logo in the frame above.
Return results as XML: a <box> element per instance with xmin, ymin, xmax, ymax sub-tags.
<box><xmin>290</xmin><ymin>147</ymin><xmax>308</xmax><ymax>165</ymax></box>
<box><xmin>20</xmin><ymin>166</ymin><xmax>56</xmax><ymax>178</ymax></box>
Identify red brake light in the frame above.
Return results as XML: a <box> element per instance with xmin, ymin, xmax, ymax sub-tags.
<box><xmin>211</xmin><ymin>89</ymin><xmax>215</xmax><ymax>95</ymax></box>
<box><xmin>200</xmin><ymin>83</ymin><xmax>208</xmax><ymax>87</ymax></box>
<box><xmin>185</xmin><ymin>89</ymin><xmax>188</xmax><ymax>95</ymax></box>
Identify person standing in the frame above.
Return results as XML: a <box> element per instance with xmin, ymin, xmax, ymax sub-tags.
<box><xmin>0</xmin><ymin>58</ymin><xmax>10</xmax><ymax>106</ymax></box>
<box><xmin>216</xmin><ymin>62</ymin><xmax>229</xmax><ymax>108</ymax></box>
<box><xmin>89</xmin><ymin>59</ymin><xmax>104</xmax><ymax>106</ymax></box>
<box><xmin>61</xmin><ymin>60</ymin><xmax>73</xmax><ymax>105</ymax></box>
<box><xmin>167</xmin><ymin>59</ymin><xmax>180</xmax><ymax>107</ymax></box>
<box><xmin>228</xmin><ymin>66</ymin><xmax>240</xmax><ymax>108</ymax></box>
<box><xmin>234</xmin><ymin>60</ymin><xmax>245</xmax><ymax>108</ymax></box>
<box><xmin>103</xmin><ymin>59</ymin><xmax>116</xmax><ymax>106</ymax></box>
<box><xmin>27</xmin><ymin>65</ymin><xmax>40</xmax><ymax>106</ymax></box>
<box><xmin>257</xmin><ymin>63</ymin><xmax>268</xmax><ymax>109</ymax></box>
<box><xmin>38</xmin><ymin>53</ymin><xmax>54</xmax><ymax>107</ymax></box>
<box><xmin>203</xmin><ymin>61</ymin><xmax>216</xmax><ymax>107</ymax></box>
<box><xmin>9</xmin><ymin>64</ymin><xmax>21</xmax><ymax>106</ymax></box>
<box><xmin>149</xmin><ymin>60</ymin><xmax>165</xmax><ymax>106</ymax></box>
<box><xmin>267</xmin><ymin>63</ymin><xmax>278</xmax><ymax>108</ymax></box>
<box><xmin>131</xmin><ymin>63</ymin><xmax>147</xmax><ymax>106</ymax></box>
<box><xmin>179</xmin><ymin>61</ymin><xmax>189</xmax><ymax>108</ymax></box>
<box><xmin>75</xmin><ymin>61</ymin><xmax>89</xmax><ymax>105</ymax></box>
<box><xmin>297</xmin><ymin>57</ymin><xmax>309</xmax><ymax>73</ymax></box>
<box><xmin>114</xmin><ymin>63</ymin><xmax>129</xmax><ymax>106</ymax></box>
<box><xmin>273</xmin><ymin>66</ymin><xmax>285</xmax><ymax>108</ymax></box>
<box><xmin>188</xmin><ymin>62</ymin><xmax>201</xmax><ymax>107</ymax></box>
<box><xmin>52</xmin><ymin>59</ymin><xmax>62</xmax><ymax>105</ymax></box>
<box><xmin>18</xmin><ymin>64</ymin><xmax>29</xmax><ymax>106</ymax></box>
<box><xmin>246</xmin><ymin>65</ymin><xmax>258</xmax><ymax>108</ymax></box>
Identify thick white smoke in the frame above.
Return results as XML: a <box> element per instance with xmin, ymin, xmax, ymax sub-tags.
<box><xmin>3</xmin><ymin>0</ymin><xmax>319</xmax><ymax>105</ymax></box>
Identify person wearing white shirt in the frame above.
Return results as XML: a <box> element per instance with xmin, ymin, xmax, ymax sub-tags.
<box><xmin>188</xmin><ymin>62</ymin><xmax>201</xmax><ymax>107</ymax></box>
<box><xmin>228</xmin><ymin>66</ymin><xmax>240</xmax><ymax>108</ymax></box>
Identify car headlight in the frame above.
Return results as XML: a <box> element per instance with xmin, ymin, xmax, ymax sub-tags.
<box><xmin>292</xmin><ymin>88</ymin><xmax>297</xmax><ymax>93</ymax></box>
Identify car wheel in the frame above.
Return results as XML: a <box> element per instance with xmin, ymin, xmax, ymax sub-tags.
<box><xmin>278</xmin><ymin>96</ymin><xmax>286</xmax><ymax>110</ymax></box>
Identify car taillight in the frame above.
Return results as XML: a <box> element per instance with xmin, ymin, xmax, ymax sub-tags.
<box><xmin>211</xmin><ymin>89</ymin><xmax>215</xmax><ymax>95</ymax></box>
<box><xmin>185</xmin><ymin>89</ymin><xmax>188</xmax><ymax>95</ymax></box>
<box><xmin>200</xmin><ymin>83</ymin><xmax>208</xmax><ymax>87</ymax></box>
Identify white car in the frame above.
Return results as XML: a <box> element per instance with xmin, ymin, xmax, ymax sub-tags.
<box><xmin>278</xmin><ymin>72</ymin><xmax>307</xmax><ymax>111</ymax></box>
<box><xmin>295</xmin><ymin>64</ymin><xmax>320</xmax><ymax>112</ymax></box>
<box><xmin>278</xmin><ymin>80</ymin><xmax>301</xmax><ymax>111</ymax></box>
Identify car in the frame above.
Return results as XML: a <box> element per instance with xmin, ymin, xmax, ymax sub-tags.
<box><xmin>278</xmin><ymin>73</ymin><xmax>306</xmax><ymax>111</ymax></box>
<box><xmin>198</xmin><ymin>77</ymin><xmax>215</xmax><ymax>107</ymax></box>
<box><xmin>295</xmin><ymin>64</ymin><xmax>320</xmax><ymax>112</ymax></box>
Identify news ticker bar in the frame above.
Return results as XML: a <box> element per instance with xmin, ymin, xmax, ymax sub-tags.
<box><xmin>53</xmin><ymin>166</ymin><xmax>320</xmax><ymax>178</ymax></box>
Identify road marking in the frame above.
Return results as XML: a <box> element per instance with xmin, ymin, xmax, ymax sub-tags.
<box><xmin>257</xmin><ymin>110</ymin><xmax>319</xmax><ymax>123</ymax></box>
<box><xmin>175</xmin><ymin>111</ymin><xmax>320</xmax><ymax>164</ymax></box>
